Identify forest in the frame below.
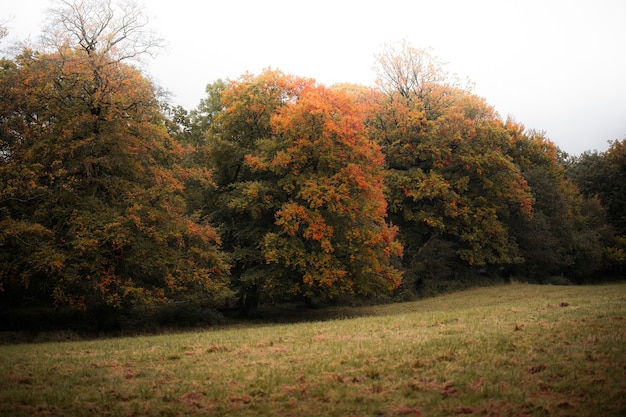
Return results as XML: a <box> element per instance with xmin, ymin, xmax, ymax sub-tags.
<box><xmin>1</xmin><ymin>1</ymin><xmax>624</xmax><ymax>332</ymax></box>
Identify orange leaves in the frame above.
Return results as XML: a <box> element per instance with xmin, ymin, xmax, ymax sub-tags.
<box><xmin>243</xmin><ymin>154</ymin><xmax>267</xmax><ymax>171</ymax></box>
<box><xmin>184</xmin><ymin>218</ymin><xmax>220</xmax><ymax>246</ymax></box>
<box><xmin>275</xmin><ymin>203</ymin><xmax>334</xmax><ymax>253</ymax></box>
<box><xmin>269</xmin><ymin>84</ymin><xmax>390</xmax><ymax>209</ymax></box>
<box><xmin>512</xmin><ymin>177</ymin><xmax>534</xmax><ymax>218</ymax></box>
<box><xmin>153</xmin><ymin>166</ymin><xmax>185</xmax><ymax>194</ymax></box>
<box><xmin>303</xmin><ymin>215</ymin><xmax>333</xmax><ymax>251</ymax></box>
<box><xmin>275</xmin><ymin>203</ymin><xmax>309</xmax><ymax>237</ymax></box>
<box><xmin>342</xmin><ymin>163</ymin><xmax>371</xmax><ymax>191</ymax></box>
<box><xmin>177</xmin><ymin>166</ymin><xmax>216</xmax><ymax>189</ymax></box>
<box><xmin>215</xmin><ymin>69</ymin><xmax>314</xmax><ymax>148</ymax></box>
<box><xmin>207</xmin><ymin>73</ymin><xmax>403</xmax><ymax>299</ymax></box>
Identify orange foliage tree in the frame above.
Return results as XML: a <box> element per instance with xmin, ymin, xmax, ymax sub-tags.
<box><xmin>249</xmin><ymin>84</ymin><xmax>403</xmax><ymax>302</ymax></box>
<box><xmin>193</xmin><ymin>70</ymin><xmax>313</xmax><ymax>315</ymax></box>
<box><xmin>195</xmin><ymin>70</ymin><xmax>402</xmax><ymax>314</ymax></box>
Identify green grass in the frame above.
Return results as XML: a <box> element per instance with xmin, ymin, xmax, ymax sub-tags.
<box><xmin>1</xmin><ymin>283</ymin><xmax>625</xmax><ymax>416</ymax></box>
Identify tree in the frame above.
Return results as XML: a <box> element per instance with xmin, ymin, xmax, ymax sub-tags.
<box><xmin>370</xmin><ymin>40</ymin><xmax>608</xmax><ymax>286</ymax></box>
<box><xmin>191</xmin><ymin>70</ymin><xmax>312</xmax><ymax>315</ymax></box>
<box><xmin>0</xmin><ymin>1</ymin><xmax>229</xmax><ymax>313</ymax></box>
<box><xmin>374</xmin><ymin>41</ymin><xmax>471</xmax><ymax>119</ymax></box>
<box><xmin>369</xmin><ymin>43</ymin><xmax>534</xmax><ymax>293</ymax></box>
<box><xmin>193</xmin><ymin>70</ymin><xmax>402</xmax><ymax>314</ymax></box>
<box><xmin>566</xmin><ymin>139</ymin><xmax>626</xmax><ymax>275</ymax></box>
<box><xmin>248</xmin><ymin>84</ymin><xmax>403</xmax><ymax>303</ymax></box>
<box><xmin>504</xmin><ymin>129</ymin><xmax>610</xmax><ymax>280</ymax></box>
<box><xmin>567</xmin><ymin>139</ymin><xmax>626</xmax><ymax>236</ymax></box>
<box><xmin>43</xmin><ymin>0</ymin><xmax>163</xmax><ymax>61</ymax></box>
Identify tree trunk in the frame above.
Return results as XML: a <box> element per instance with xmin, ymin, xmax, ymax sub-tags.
<box><xmin>239</xmin><ymin>286</ymin><xmax>259</xmax><ymax>318</ymax></box>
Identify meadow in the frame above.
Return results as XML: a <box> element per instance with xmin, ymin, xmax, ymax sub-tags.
<box><xmin>1</xmin><ymin>282</ymin><xmax>624</xmax><ymax>416</ymax></box>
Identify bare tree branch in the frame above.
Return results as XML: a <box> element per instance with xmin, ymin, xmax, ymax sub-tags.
<box><xmin>42</xmin><ymin>0</ymin><xmax>164</xmax><ymax>63</ymax></box>
<box><xmin>0</xmin><ymin>26</ymin><xmax>7</xmax><ymax>41</ymax></box>
<box><xmin>373</xmin><ymin>40</ymin><xmax>474</xmax><ymax>119</ymax></box>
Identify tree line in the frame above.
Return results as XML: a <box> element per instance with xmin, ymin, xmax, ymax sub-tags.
<box><xmin>1</xmin><ymin>1</ymin><xmax>623</xmax><ymax>328</ymax></box>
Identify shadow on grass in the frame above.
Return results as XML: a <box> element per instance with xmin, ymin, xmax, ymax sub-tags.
<box><xmin>0</xmin><ymin>300</ymin><xmax>380</xmax><ymax>345</ymax></box>
<box><xmin>3</xmin><ymin>278</ymin><xmax>620</xmax><ymax>345</ymax></box>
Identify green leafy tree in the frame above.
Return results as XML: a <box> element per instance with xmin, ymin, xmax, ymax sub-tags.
<box><xmin>0</xmin><ymin>1</ymin><xmax>229</xmax><ymax>313</ymax></box>
<box><xmin>566</xmin><ymin>139</ymin><xmax>626</xmax><ymax>274</ymax></box>
<box><xmin>567</xmin><ymin>139</ymin><xmax>626</xmax><ymax>236</ymax></box>
<box><xmin>369</xmin><ymin>43</ymin><xmax>533</xmax><ymax>293</ymax></box>
<box><xmin>505</xmin><ymin>129</ymin><xmax>609</xmax><ymax>280</ymax></box>
<box><xmin>192</xmin><ymin>70</ymin><xmax>311</xmax><ymax>315</ymax></box>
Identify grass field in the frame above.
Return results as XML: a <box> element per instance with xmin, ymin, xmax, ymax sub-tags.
<box><xmin>1</xmin><ymin>282</ymin><xmax>624</xmax><ymax>416</ymax></box>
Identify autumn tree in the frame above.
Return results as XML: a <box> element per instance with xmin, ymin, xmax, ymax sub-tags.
<box><xmin>189</xmin><ymin>70</ymin><xmax>308</xmax><ymax>315</ymax></box>
<box><xmin>0</xmin><ymin>0</ymin><xmax>229</xmax><ymax>314</ymax></box>
<box><xmin>248</xmin><ymin>84</ymin><xmax>403</xmax><ymax>304</ymax></box>
<box><xmin>192</xmin><ymin>70</ymin><xmax>402</xmax><ymax>314</ymax></box>
<box><xmin>369</xmin><ymin>43</ymin><xmax>534</xmax><ymax>293</ymax></box>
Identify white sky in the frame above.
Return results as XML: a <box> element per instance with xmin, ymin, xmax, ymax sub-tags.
<box><xmin>3</xmin><ymin>0</ymin><xmax>626</xmax><ymax>155</ymax></box>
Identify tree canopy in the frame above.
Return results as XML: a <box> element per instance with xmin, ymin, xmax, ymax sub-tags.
<box><xmin>0</xmin><ymin>3</ymin><xmax>620</xmax><ymax>325</ymax></box>
<box><xmin>185</xmin><ymin>70</ymin><xmax>402</xmax><ymax>314</ymax></box>
<box><xmin>0</xmin><ymin>0</ymin><xmax>229</xmax><ymax>312</ymax></box>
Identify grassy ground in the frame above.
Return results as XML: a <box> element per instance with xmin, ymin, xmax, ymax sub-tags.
<box><xmin>1</xmin><ymin>282</ymin><xmax>624</xmax><ymax>416</ymax></box>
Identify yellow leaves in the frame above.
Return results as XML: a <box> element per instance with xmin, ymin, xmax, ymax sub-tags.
<box><xmin>423</xmin><ymin>216</ymin><xmax>445</xmax><ymax>229</ymax></box>
<box><xmin>303</xmin><ymin>266</ymin><xmax>348</xmax><ymax>290</ymax></box>
<box><xmin>226</xmin><ymin>181</ymin><xmax>275</xmax><ymax>218</ymax></box>
<box><xmin>275</xmin><ymin>202</ymin><xmax>309</xmax><ymax>236</ymax></box>
<box><xmin>399</xmin><ymin>170</ymin><xmax>452</xmax><ymax>203</ymax></box>
<box><xmin>32</xmin><ymin>247</ymin><xmax>66</xmax><ymax>275</ymax></box>
<box><xmin>605</xmin><ymin>236</ymin><xmax>626</xmax><ymax>266</ymax></box>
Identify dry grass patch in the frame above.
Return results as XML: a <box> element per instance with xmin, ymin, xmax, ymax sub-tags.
<box><xmin>1</xmin><ymin>283</ymin><xmax>625</xmax><ymax>416</ymax></box>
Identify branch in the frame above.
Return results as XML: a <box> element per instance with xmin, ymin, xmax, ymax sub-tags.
<box><xmin>44</xmin><ymin>0</ymin><xmax>164</xmax><ymax>63</ymax></box>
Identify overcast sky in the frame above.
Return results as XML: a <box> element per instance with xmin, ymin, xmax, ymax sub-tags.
<box><xmin>3</xmin><ymin>0</ymin><xmax>626</xmax><ymax>155</ymax></box>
